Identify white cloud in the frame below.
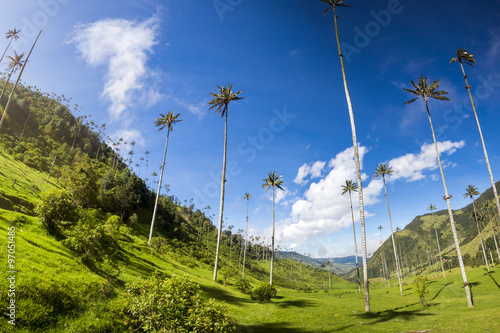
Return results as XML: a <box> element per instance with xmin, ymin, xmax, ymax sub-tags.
<box><xmin>68</xmin><ymin>16</ymin><xmax>160</xmax><ymax>121</ymax></box>
<box><xmin>111</xmin><ymin>129</ymin><xmax>146</xmax><ymax>148</ymax></box>
<box><xmin>281</xmin><ymin>141</ymin><xmax>465</xmax><ymax>244</ymax></box>
<box><xmin>294</xmin><ymin>160</ymin><xmax>326</xmax><ymax>185</ymax></box>
<box><xmin>388</xmin><ymin>140</ymin><xmax>465</xmax><ymax>182</ymax></box>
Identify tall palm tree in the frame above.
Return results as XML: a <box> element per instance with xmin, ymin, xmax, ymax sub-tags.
<box><xmin>428</xmin><ymin>204</ymin><xmax>445</xmax><ymax>278</ymax></box>
<box><xmin>341</xmin><ymin>180</ymin><xmax>361</xmax><ymax>293</ymax></box>
<box><xmin>0</xmin><ymin>30</ymin><xmax>42</xmax><ymax>131</ymax></box>
<box><xmin>482</xmin><ymin>201</ymin><xmax>500</xmax><ymax>262</ymax></box>
<box><xmin>0</xmin><ymin>28</ymin><xmax>21</xmax><ymax>66</ymax></box>
<box><xmin>243</xmin><ymin>192</ymin><xmax>252</xmax><ymax>278</ymax></box>
<box><xmin>321</xmin><ymin>0</ymin><xmax>370</xmax><ymax>311</ymax></box>
<box><xmin>464</xmin><ymin>185</ymin><xmax>489</xmax><ymax>271</ymax></box>
<box><xmin>209</xmin><ymin>83</ymin><xmax>244</xmax><ymax>281</ymax></box>
<box><xmin>148</xmin><ymin>111</ymin><xmax>182</xmax><ymax>245</ymax></box>
<box><xmin>373</xmin><ymin>163</ymin><xmax>403</xmax><ymax>295</ymax></box>
<box><xmin>404</xmin><ymin>75</ymin><xmax>473</xmax><ymax>307</ymax></box>
<box><xmin>451</xmin><ymin>49</ymin><xmax>500</xmax><ymax>229</ymax></box>
<box><xmin>377</xmin><ymin>225</ymin><xmax>388</xmax><ymax>287</ymax></box>
<box><xmin>262</xmin><ymin>171</ymin><xmax>284</xmax><ymax>286</ymax></box>
<box><xmin>0</xmin><ymin>51</ymin><xmax>24</xmax><ymax>101</ymax></box>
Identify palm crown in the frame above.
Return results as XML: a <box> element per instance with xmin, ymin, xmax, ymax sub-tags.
<box><xmin>208</xmin><ymin>83</ymin><xmax>244</xmax><ymax>118</ymax></box>
<box><xmin>341</xmin><ymin>179</ymin><xmax>357</xmax><ymax>195</ymax></box>
<box><xmin>373</xmin><ymin>162</ymin><xmax>393</xmax><ymax>180</ymax></box>
<box><xmin>244</xmin><ymin>193</ymin><xmax>252</xmax><ymax>201</ymax></box>
<box><xmin>5</xmin><ymin>29</ymin><xmax>21</xmax><ymax>41</ymax></box>
<box><xmin>450</xmin><ymin>48</ymin><xmax>475</xmax><ymax>67</ymax></box>
<box><xmin>155</xmin><ymin>111</ymin><xmax>182</xmax><ymax>132</ymax></box>
<box><xmin>463</xmin><ymin>185</ymin><xmax>479</xmax><ymax>200</ymax></box>
<box><xmin>428</xmin><ymin>203</ymin><xmax>437</xmax><ymax>212</ymax></box>
<box><xmin>321</xmin><ymin>0</ymin><xmax>351</xmax><ymax>14</ymax></box>
<box><xmin>404</xmin><ymin>75</ymin><xmax>450</xmax><ymax>105</ymax></box>
<box><xmin>262</xmin><ymin>171</ymin><xmax>284</xmax><ymax>191</ymax></box>
<box><xmin>6</xmin><ymin>51</ymin><xmax>24</xmax><ymax>73</ymax></box>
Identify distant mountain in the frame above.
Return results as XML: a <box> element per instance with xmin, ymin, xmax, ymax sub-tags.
<box><xmin>275</xmin><ymin>251</ymin><xmax>365</xmax><ymax>275</ymax></box>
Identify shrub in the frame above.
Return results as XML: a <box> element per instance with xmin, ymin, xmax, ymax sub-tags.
<box><xmin>251</xmin><ymin>283</ymin><xmax>277</xmax><ymax>302</ymax></box>
<box><xmin>149</xmin><ymin>237</ymin><xmax>169</xmax><ymax>255</ymax></box>
<box><xmin>36</xmin><ymin>188</ymin><xmax>77</xmax><ymax>232</ymax></box>
<box><xmin>220</xmin><ymin>265</ymin><xmax>236</xmax><ymax>286</ymax></box>
<box><xmin>414</xmin><ymin>276</ymin><xmax>430</xmax><ymax>307</ymax></box>
<box><xmin>105</xmin><ymin>215</ymin><xmax>122</xmax><ymax>239</ymax></box>
<box><xmin>124</xmin><ymin>273</ymin><xmax>236</xmax><ymax>332</ymax></box>
<box><xmin>234</xmin><ymin>278</ymin><xmax>252</xmax><ymax>294</ymax></box>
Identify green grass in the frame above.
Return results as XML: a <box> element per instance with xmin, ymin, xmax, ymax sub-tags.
<box><xmin>1</xmin><ymin>152</ymin><xmax>500</xmax><ymax>332</ymax></box>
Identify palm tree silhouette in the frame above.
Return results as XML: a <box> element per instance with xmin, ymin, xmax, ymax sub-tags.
<box><xmin>321</xmin><ymin>0</ymin><xmax>370</xmax><ymax>311</ymax></box>
<box><xmin>148</xmin><ymin>111</ymin><xmax>182</xmax><ymax>245</ymax></box>
<box><xmin>463</xmin><ymin>185</ymin><xmax>489</xmax><ymax>271</ymax></box>
<box><xmin>373</xmin><ymin>163</ymin><xmax>403</xmax><ymax>295</ymax></box>
<box><xmin>0</xmin><ymin>28</ymin><xmax>21</xmax><ymax>65</ymax></box>
<box><xmin>209</xmin><ymin>83</ymin><xmax>244</xmax><ymax>281</ymax></box>
<box><xmin>341</xmin><ymin>180</ymin><xmax>361</xmax><ymax>293</ymax></box>
<box><xmin>404</xmin><ymin>75</ymin><xmax>473</xmax><ymax>307</ymax></box>
<box><xmin>262</xmin><ymin>171</ymin><xmax>284</xmax><ymax>286</ymax></box>
<box><xmin>243</xmin><ymin>192</ymin><xmax>252</xmax><ymax>278</ymax></box>
<box><xmin>451</xmin><ymin>48</ymin><xmax>500</xmax><ymax>236</ymax></box>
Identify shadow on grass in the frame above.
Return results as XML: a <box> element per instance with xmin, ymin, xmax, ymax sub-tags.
<box><xmin>354</xmin><ymin>308</ymin><xmax>433</xmax><ymax>325</ymax></box>
<box><xmin>485</xmin><ymin>270</ymin><xmax>500</xmax><ymax>289</ymax></box>
<box><xmin>236</xmin><ymin>322</ymin><xmax>319</xmax><ymax>333</ymax></box>
<box><xmin>23</xmin><ymin>237</ymin><xmax>73</xmax><ymax>260</ymax></box>
<box><xmin>201</xmin><ymin>284</ymin><xmax>251</xmax><ymax>306</ymax></box>
<box><xmin>275</xmin><ymin>299</ymin><xmax>317</xmax><ymax>308</ymax></box>
<box><xmin>431</xmin><ymin>282</ymin><xmax>452</xmax><ymax>300</ymax></box>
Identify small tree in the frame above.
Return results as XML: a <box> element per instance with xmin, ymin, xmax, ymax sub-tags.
<box><xmin>414</xmin><ymin>276</ymin><xmax>431</xmax><ymax>307</ymax></box>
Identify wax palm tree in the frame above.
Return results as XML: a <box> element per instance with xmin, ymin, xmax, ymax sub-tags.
<box><xmin>341</xmin><ymin>180</ymin><xmax>361</xmax><ymax>293</ymax></box>
<box><xmin>243</xmin><ymin>192</ymin><xmax>252</xmax><ymax>278</ymax></box>
<box><xmin>404</xmin><ymin>75</ymin><xmax>473</xmax><ymax>307</ymax></box>
<box><xmin>148</xmin><ymin>111</ymin><xmax>182</xmax><ymax>245</ymax></box>
<box><xmin>377</xmin><ymin>225</ymin><xmax>388</xmax><ymax>287</ymax></box>
<box><xmin>451</xmin><ymin>48</ymin><xmax>500</xmax><ymax>234</ymax></box>
<box><xmin>428</xmin><ymin>204</ymin><xmax>445</xmax><ymax>278</ymax></box>
<box><xmin>0</xmin><ymin>30</ymin><xmax>41</xmax><ymax>131</ymax></box>
<box><xmin>373</xmin><ymin>163</ymin><xmax>403</xmax><ymax>295</ymax></box>
<box><xmin>0</xmin><ymin>28</ymin><xmax>21</xmax><ymax>66</ymax></box>
<box><xmin>0</xmin><ymin>51</ymin><xmax>24</xmax><ymax>101</ymax></box>
<box><xmin>209</xmin><ymin>83</ymin><xmax>244</xmax><ymax>281</ymax></box>
<box><xmin>321</xmin><ymin>0</ymin><xmax>370</xmax><ymax>311</ymax></box>
<box><xmin>464</xmin><ymin>185</ymin><xmax>489</xmax><ymax>271</ymax></box>
<box><xmin>262</xmin><ymin>171</ymin><xmax>284</xmax><ymax>286</ymax></box>
<box><xmin>482</xmin><ymin>201</ymin><xmax>500</xmax><ymax>262</ymax></box>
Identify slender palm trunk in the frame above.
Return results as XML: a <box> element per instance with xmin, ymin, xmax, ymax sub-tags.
<box><xmin>148</xmin><ymin>129</ymin><xmax>170</xmax><ymax>245</ymax></box>
<box><xmin>0</xmin><ymin>38</ymin><xmax>13</xmax><ymax>65</ymax></box>
<box><xmin>349</xmin><ymin>191</ymin><xmax>361</xmax><ymax>293</ymax></box>
<box><xmin>0</xmin><ymin>31</ymin><xmax>42</xmax><ymax>131</ymax></box>
<box><xmin>460</xmin><ymin>63</ymin><xmax>500</xmax><ymax>228</ymax></box>
<box><xmin>214</xmin><ymin>111</ymin><xmax>228</xmax><ymax>281</ymax></box>
<box><xmin>270</xmin><ymin>185</ymin><xmax>275</xmax><ymax>286</ymax></box>
<box><xmin>434</xmin><ymin>227</ymin><xmax>446</xmax><ymax>278</ymax></box>
<box><xmin>0</xmin><ymin>71</ymin><xmax>13</xmax><ymax>101</ymax></box>
<box><xmin>426</xmin><ymin>102</ymin><xmax>473</xmax><ymax>307</ymax></box>
<box><xmin>486</xmin><ymin>208</ymin><xmax>500</xmax><ymax>263</ymax></box>
<box><xmin>243</xmin><ymin>201</ymin><xmax>249</xmax><ymax>278</ymax></box>
<box><xmin>382</xmin><ymin>177</ymin><xmax>403</xmax><ymax>295</ymax></box>
<box><xmin>333</xmin><ymin>7</ymin><xmax>370</xmax><ymax>312</ymax></box>
<box><xmin>472</xmin><ymin>200</ymin><xmax>489</xmax><ymax>270</ymax></box>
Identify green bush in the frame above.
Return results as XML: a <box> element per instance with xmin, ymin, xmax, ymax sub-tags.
<box><xmin>251</xmin><ymin>283</ymin><xmax>277</xmax><ymax>302</ymax></box>
<box><xmin>414</xmin><ymin>276</ymin><xmax>431</xmax><ymax>307</ymax></box>
<box><xmin>124</xmin><ymin>273</ymin><xmax>236</xmax><ymax>332</ymax></box>
<box><xmin>220</xmin><ymin>265</ymin><xmax>236</xmax><ymax>286</ymax></box>
<box><xmin>105</xmin><ymin>215</ymin><xmax>122</xmax><ymax>239</ymax></box>
<box><xmin>234</xmin><ymin>278</ymin><xmax>252</xmax><ymax>294</ymax></box>
<box><xmin>36</xmin><ymin>188</ymin><xmax>77</xmax><ymax>232</ymax></box>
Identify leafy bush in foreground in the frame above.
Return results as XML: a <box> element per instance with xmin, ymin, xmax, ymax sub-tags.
<box><xmin>234</xmin><ymin>278</ymin><xmax>252</xmax><ymax>294</ymax></box>
<box><xmin>124</xmin><ymin>273</ymin><xmax>236</xmax><ymax>332</ymax></box>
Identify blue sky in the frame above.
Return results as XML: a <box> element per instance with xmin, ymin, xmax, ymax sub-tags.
<box><xmin>2</xmin><ymin>0</ymin><xmax>500</xmax><ymax>258</ymax></box>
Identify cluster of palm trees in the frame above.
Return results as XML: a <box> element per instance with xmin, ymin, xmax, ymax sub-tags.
<box><xmin>322</xmin><ymin>0</ymin><xmax>499</xmax><ymax>310</ymax></box>
<box><xmin>0</xmin><ymin>28</ymin><xmax>42</xmax><ymax>131</ymax></box>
